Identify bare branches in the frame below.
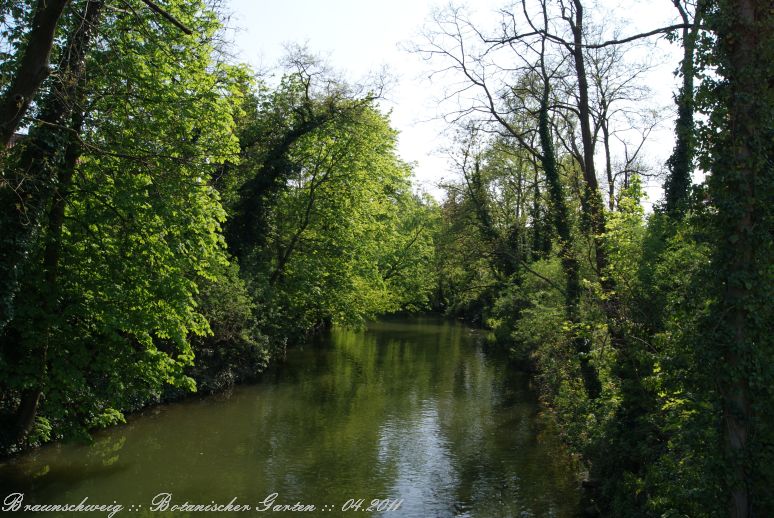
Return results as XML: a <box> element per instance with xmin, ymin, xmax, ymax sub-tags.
<box><xmin>583</xmin><ymin>23</ymin><xmax>692</xmax><ymax>49</ymax></box>
<box><xmin>489</xmin><ymin>17</ymin><xmax>692</xmax><ymax>50</ymax></box>
<box><xmin>417</xmin><ymin>0</ymin><xmax>672</xmax><ymax>221</ymax></box>
<box><xmin>414</xmin><ymin>6</ymin><xmax>546</xmax><ymax>161</ymax></box>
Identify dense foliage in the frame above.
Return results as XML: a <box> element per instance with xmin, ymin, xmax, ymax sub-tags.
<box><xmin>220</xmin><ymin>68</ymin><xmax>437</xmax><ymax>340</ymax></box>
<box><xmin>423</xmin><ymin>0</ymin><xmax>772</xmax><ymax>516</ymax></box>
<box><xmin>1</xmin><ymin>0</ymin><xmax>771</xmax><ymax>517</ymax></box>
<box><xmin>0</xmin><ymin>1</ymin><xmax>436</xmax><ymax>453</ymax></box>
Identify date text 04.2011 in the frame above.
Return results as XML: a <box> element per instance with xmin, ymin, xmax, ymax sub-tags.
<box><xmin>341</xmin><ymin>498</ymin><xmax>403</xmax><ymax>512</ymax></box>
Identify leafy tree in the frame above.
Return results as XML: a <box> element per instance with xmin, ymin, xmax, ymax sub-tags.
<box><xmin>224</xmin><ymin>50</ymin><xmax>380</xmax><ymax>262</ymax></box>
<box><xmin>187</xmin><ymin>261</ymin><xmax>270</xmax><ymax>394</ymax></box>
<box><xmin>0</xmin><ymin>0</ymin><xmax>69</xmax><ymax>149</ymax></box>
<box><xmin>0</xmin><ymin>0</ymin><xmax>196</xmax><ymax>333</ymax></box>
<box><xmin>663</xmin><ymin>0</ymin><xmax>706</xmax><ymax>217</ymax></box>
<box><xmin>421</xmin><ymin>0</ymin><xmax>774</xmax><ymax>515</ymax></box>
<box><xmin>0</xmin><ymin>0</ymin><xmax>245</xmax><ymax>450</ymax></box>
<box><xmin>238</xmin><ymin>85</ymin><xmax>436</xmax><ymax>338</ymax></box>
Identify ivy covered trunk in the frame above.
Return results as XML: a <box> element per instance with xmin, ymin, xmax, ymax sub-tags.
<box><xmin>707</xmin><ymin>0</ymin><xmax>773</xmax><ymax>516</ymax></box>
<box><xmin>9</xmin><ymin>0</ymin><xmax>104</xmax><ymax>444</ymax></box>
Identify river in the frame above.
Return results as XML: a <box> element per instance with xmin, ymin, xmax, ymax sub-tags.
<box><xmin>0</xmin><ymin>317</ymin><xmax>582</xmax><ymax>517</ymax></box>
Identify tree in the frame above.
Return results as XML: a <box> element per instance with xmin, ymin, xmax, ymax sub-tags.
<box><xmin>237</xmin><ymin>88</ymin><xmax>435</xmax><ymax>338</ymax></box>
<box><xmin>0</xmin><ymin>0</ymin><xmax>197</xmax><ymax>334</ymax></box>
<box><xmin>0</xmin><ymin>0</ymin><xmax>70</xmax><ymax>148</ymax></box>
<box><xmin>0</xmin><ymin>0</ymin><xmax>245</xmax><ymax>450</ymax></box>
<box><xmin>699</xmin><ymin>0</ymin><xmax>773</xmax><ymax>514</ymax></box>
<box><xmin>224</xmin><ymin>49</ymin><xmax>381</xmax><ymax>262</ymax></box>
<box><xmin>418</xmin><ymin>1</ymin><xmax>734</xmax><ymax>514</ymax></box>
<box><xmin>2</xmin><ymin>0</ymin><xmax>104</xmax><ymax>442</ymax></box>
<box><xmin>218</xmin><ymin>51</ymin><xmax>437</xmax><ymax>340</ymax></box>
<box><xmin>663</xmin><ymin>0</ymin><xmax>706</xmax><ymax>217</ymax></box>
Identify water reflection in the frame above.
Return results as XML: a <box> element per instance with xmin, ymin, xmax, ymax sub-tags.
<box><xmin>0</xmin><ymin>317</ymin><xmax>581</xmax><ymax>517</ymax></box>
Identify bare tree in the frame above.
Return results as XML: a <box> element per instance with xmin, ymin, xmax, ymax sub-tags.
<box><xmin>417</xmin><ymin>0</ymin><xmax>607</xmax><ymax>397</ymax></box>
<box><xmin>584</xmin><ymin>27</ymin><xmax>662</xmax><ymax>209</ymax></box>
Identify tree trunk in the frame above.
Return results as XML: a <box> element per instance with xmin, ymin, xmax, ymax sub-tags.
<box><xmin>568</xmin><ymin>5</ymin><xmax>661</xmax><ymax>494</ymax></box>
<box><xmin>0</xmin><ymin>0</ymin><xmax>70</xmax><ymax>148</ymax></box>
<box><xmin>538</xmin><ymin>43</ymin><xmax>601</xmax><ymax>398</ymax></box>
<box><xmin>711</xmin><ymin>1</ymin><xmax>772</xmax><ymax>515</ymax></box>
<box><xmin>664</xmin><ymin>0</ymin><xmax>702</xmax><ymax>217</ymax></box>
<box><xmin>0</xmin><ymin>0</ymin><xmax>73</xmax><ymax>333</ymax></box>
<box><xmin>602</xmin><ymin>118</ymin><xmax>615</xmax><ymax>210</ymax></box>
<box><xmin>15</xmin><ymin>108</ymin><xmax>85</xmax><ymax>442</ymax></box>
<box><xmin>570</xmin><ymin>0</ymin><xmax>610</xmax><ymax>284</ymax></box>
<box><xmin>9</xmin><ymin>0</ymin><xmax>102</xmax><ymax>443</ymax></box>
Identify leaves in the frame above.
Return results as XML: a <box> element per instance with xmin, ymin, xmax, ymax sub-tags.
<box><xmin>236</xmin><ymin>79</ymin><xmax>437</xmax><ymax>337</ymax></box>
<box><xmin>0</xmin><ymin>0</ymin><xmax>247</xmax><ymax>447</ymax></box>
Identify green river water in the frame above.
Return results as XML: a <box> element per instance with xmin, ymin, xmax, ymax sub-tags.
<box><xmin>1</xmin><ymin>317</ymin><xmax>582</xmax><ymax>517</ymax></box>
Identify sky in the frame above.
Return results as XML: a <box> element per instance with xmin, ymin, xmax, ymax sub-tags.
<box><xmin>225</xmin><ymin>0</ymin><xmax>684</xmax><ymax>204</ymax></box>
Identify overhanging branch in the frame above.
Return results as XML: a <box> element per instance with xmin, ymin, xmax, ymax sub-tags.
<box><xmin>140</xmin><ymin>0</ymin><xmax>193</xmax><ymax>35</ymax></box>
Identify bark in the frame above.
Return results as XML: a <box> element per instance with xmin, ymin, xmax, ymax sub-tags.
<box><xmin>0</xmin><ymin>0</ymin><xmax>72</xmax><ymax>332</ymax></box>
<box><xmin>529</xmin><ymin>165</ymin><xmax>550</xmax><ymax>258</ymax></box>
<box><xmin>10</xmin><ymin>0</ymin><xmax>103</xmax><ymax>443</ymax></box>
<box><xmin>602</xmin><ymin>117</ymin><xmax>615</xmax><ymax>210</ymax></box>
<box><xmin>568</xmin><ymin>5</ymin><xmax>659</xmax><ymax>486</ymax></box>
<box><xmin>16</xmin><ymin>115</ymin><xmax>82</xmax><ymax>441</ymax></box>
<box><xmin>139</xmin><ymin>0</ymin><xmax>193</xmax><ymax>35</ymax></box>
<box><xmin>0</xmin><ymin>0</ymin><xmax>70</xmax><ymax>148</ymax></box>
<box><xmin>714</xmin><ymin>1</ymin><xmax>771</xmax><ymax>515</ymax></box>
<box><xmin>569</xmin><ymin>0</ymin><xmax>614</xmax><ymax>292</ymax></box>
<box><xmin>568</xmin><ymin>0</ymin><xmax>626</xmax><ymax>337</ymax></box>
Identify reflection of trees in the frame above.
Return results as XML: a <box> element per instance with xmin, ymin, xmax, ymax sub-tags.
<box><xmin>1</xmin><ymin>319</ymin><xmax>581</xmax><ymax>516</ymax></box>
<box><xmin>0</xmin><ymin>434</ymin><xmax>129</xmax><ymax>501</ymax></box>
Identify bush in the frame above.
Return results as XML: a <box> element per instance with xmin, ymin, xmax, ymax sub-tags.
<box><xmin>187</xmin><ymin>261</ymin><xmax>270</xmax><ymax>394</ymax></box>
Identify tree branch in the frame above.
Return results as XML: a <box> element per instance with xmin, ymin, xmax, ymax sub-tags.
<box><xmin>140</xmin><ymin>0</ymin><xmax>193</xmax><ymax>35</ymax></box>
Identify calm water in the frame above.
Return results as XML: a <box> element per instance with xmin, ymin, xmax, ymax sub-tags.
<box><xmin>0</xmin><ymin>317</ymin><xmax>581</xmax><ymax>517</ymax></box>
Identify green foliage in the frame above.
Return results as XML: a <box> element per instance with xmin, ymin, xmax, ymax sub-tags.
<box><xmin>1</xmin><ymin>2</ymin><xmax>770</xmax><ymax>516</ymax></box>
<box><xmin>435</xmin><ymin>133</ymin><xmax>548</xmax><ymax>324</ymax></box>
<box><xmin>87</xmin><ymin>409</ymin><xmax>127</xmax><ymax>431</ymax></box>
<box><xmin>634</xmin><ymin>212</ymin><xmax>723</xmax><ymax>516</ymax></box>
<box><xmin>226</xmin><ymin>61</ymin><xmax>438</xmax><ymax>341</ymax></box>
<box><xmin>434</xmin><ymin>187</ymin><xmax>500</xmax><ymax>322</ymax></box>
<box><xmin>432</xmin><ymin>39</ymin><xmax>770</xmax><ymax>510</ymax></box>
<box><xmin>0</xmin><ymin>0</ymin><xmax>257</xmax><ymax>450</ymax></box>
<box><xmin>693</xmin><ymin>1</ymin><xmax>774</xmax><ymax>513</ymax></box>
<box><xmin>260</xmin><ymin>112</ymin><xmax>437</xmax><ymax>335</ymax></box>
<box><xmin>0</xmin><ymin>23</ymin><xmax>442</xmax><ymax>452</ymax></box>
<box><xmin>187</xmin><ymin>261</ymin><xmax>270</xmax><ymax>394</ymax></box>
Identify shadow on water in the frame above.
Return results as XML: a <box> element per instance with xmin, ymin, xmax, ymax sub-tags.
<box><xmin>0</xmin><ymin>316</ymin><xmax>582</xmax><ymax>517</ymax></box>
